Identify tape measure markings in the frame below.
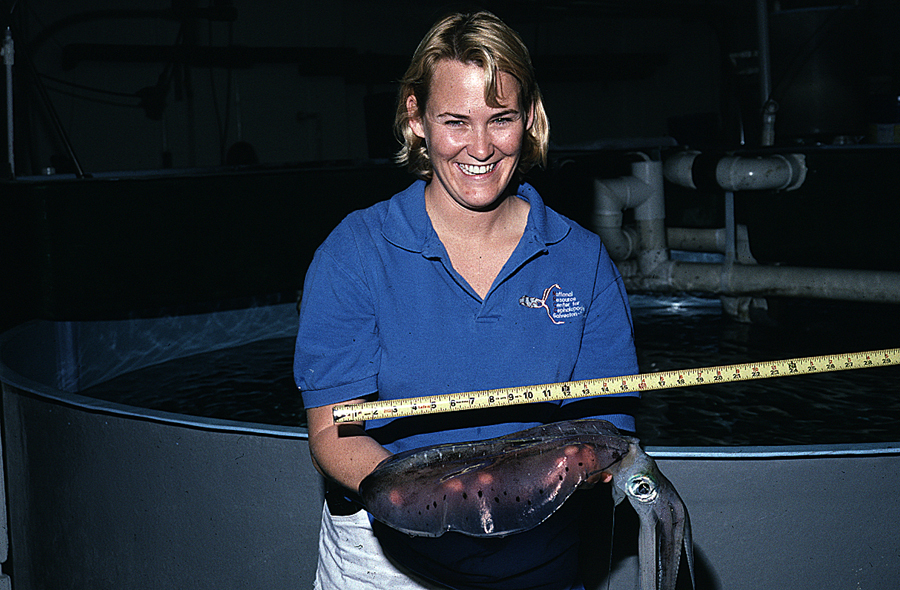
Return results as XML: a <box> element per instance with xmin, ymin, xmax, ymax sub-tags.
<box><xmin>332</xmin><ymin>348</ymin><xmax>900</xmax><ymax>423</ymax></box>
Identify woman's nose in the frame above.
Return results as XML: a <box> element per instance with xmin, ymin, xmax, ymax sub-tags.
<box><xmin>466</xmin><ymin>127</ymin><xmax>494</xmax><ymax>160</ymax></box>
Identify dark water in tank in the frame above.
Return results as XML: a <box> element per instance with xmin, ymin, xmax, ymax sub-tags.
<box><xmin>82</xmin><ymin>295</ymin><xmax>900</xmax><ymax>446</ymax></box>
<box><xmin>629</xmin><ymin>295</ymin><xmax>900</xmax><ymax>446</ymax></box>
<box><xmin>83</xmin><ymin>335</ymin><xmax>306</xmax><ymax>428</ymax></box>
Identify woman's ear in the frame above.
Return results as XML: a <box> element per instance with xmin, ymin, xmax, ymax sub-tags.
<box><xmin>525</xmin><ymin>102</ymin><xmax>535</xmax><ymax>131</ymax></box>
<box><xmin>407</xmin><ymin>94</ymin><xmax>425</xmax><ymax>139</ymax></box>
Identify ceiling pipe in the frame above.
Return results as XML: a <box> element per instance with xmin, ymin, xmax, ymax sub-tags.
<box><xmin>757</xmin><ymin>0</ymin><xmax>777</xmax><ymax>146</ymax></box>
<box><xmin>663</xmin><ymin>150</ymin><xmax>807</xmax><ymax>192</ymax></box>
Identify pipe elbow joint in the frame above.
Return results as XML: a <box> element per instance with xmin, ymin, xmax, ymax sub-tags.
<box><xmin>594</xmin><ymin>177</ymin><xmax>642</xmax><ymax>214</ymax></box>
<box><xmin>594</xmin><ymin>158</ymin><xmax>661</xmax><ymax>212</ymax></box>
<box><xmin>596</xmin><ymin>224</ymin><xmax>639</xmax><ymax>262</ymax></box>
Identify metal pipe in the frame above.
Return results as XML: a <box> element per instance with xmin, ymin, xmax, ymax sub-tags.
<box><xmin>17</xmin><ymin>22</ymin><xmax>86</xmax><ymax>178</ymax></box>
<box><xmin>756</xmin><ymin>0</ymin><xmax>773</xmax><ymax>108</ymax></box>
<box><xmin>3</xmin><ymin>28</ymin><xmax>13</xmax><ymax>177</ymax></box>
<box><xmin>724</xmin><ymin>191</ymin><xmax>736</xmax><ymax>262</ymax></box>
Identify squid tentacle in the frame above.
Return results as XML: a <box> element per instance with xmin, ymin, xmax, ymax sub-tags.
<box><xmin>607</xmin><ymin>439</ymin><xmax>694</xmax><ymax>590</ymax></box>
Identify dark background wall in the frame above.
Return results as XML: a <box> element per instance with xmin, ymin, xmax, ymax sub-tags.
<box><xmin>5</xmin><ymin>0</ymin><xmax>896</xmax><ymax>176</ymax></box>
<box><xmin>1</xmin><ymin>1</ymin><xmax>899</xmax><ymax>333</ymax></box>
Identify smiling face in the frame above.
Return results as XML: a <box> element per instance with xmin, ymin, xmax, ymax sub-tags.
<box><xmin>407</xmin><ymin>59</ymin><xmax>533</xmax><ymax>213</ymax></box>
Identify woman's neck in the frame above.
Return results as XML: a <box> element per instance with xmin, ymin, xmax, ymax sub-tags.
<box><xmin>425</xmin><ymin>185</ymin><xmax>530</xmax><ymax>299</ymax></box>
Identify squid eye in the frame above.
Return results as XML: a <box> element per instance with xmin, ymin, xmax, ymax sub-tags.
<box><xmin>626</xmin><ymin>474</ymin><xmax>659</xmax><ymax>503</ymax></box>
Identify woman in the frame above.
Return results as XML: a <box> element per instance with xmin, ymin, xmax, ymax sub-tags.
<box><xmin>295</xmin><ymin>11</ymin><xmax>639</xmax><ymax>590</ymax></box>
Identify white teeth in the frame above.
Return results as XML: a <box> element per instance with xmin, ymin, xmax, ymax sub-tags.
<box><xmin>458</xmin><ymin>163</ymin><xmax>495</xmax><ymax>175</ymax></box>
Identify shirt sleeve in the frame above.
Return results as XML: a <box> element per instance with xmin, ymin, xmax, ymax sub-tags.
<box><xmin>293</xmin><ymin>226</ymin><xmax>381</xmax><ymax>409</ymax></box>
<box><xmin>562</xmin><ymin>244</ymin><xmax>640</xmax><ymax>431</ymax></box>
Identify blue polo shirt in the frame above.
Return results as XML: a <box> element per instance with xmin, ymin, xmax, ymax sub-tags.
<box><xmin>295</xmin><ymin>180</ymin><xmax>639</xmax><ymax>454</ymax></box>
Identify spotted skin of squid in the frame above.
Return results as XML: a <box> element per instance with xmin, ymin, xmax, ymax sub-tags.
<box><xmin>360</xmin><ymin>419</ymin><xmax>694</xmax><ymax>590</ymax></box>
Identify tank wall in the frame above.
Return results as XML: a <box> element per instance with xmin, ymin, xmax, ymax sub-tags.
<box><xmin>2</xmin><ymin>385</ymin><xmax>323</xmax><ymax>590</ymax></box>
<box><xmin>0</xmin><ymin>304</ymin><xmax>323</xmax><ymax>589</ymax></box>
<box><xmin>2</xmin><ymin>306</ymin><xmax>900</xmax><ymax>589</ymax></box>
<box><xmin>6</xmin><ymin>374</ymin><xmax>900</xmax><ymax>590</ymax></box>
<box><xmin>601</xmin><ymin>452</ymin><xmax>900</xmax><ymax>590</ymax></box>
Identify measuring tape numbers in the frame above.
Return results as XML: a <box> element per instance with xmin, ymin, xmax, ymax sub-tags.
<box><xmin>332</xmin><ymin>348</ymin><xmax>900</xmax><ymax>423</ymax></box>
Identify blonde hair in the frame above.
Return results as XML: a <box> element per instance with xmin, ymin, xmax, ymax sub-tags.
<box><xmin>394</xmin><ymin>11</ymin><xmax>550</xmax><ymax>181</ymax></box>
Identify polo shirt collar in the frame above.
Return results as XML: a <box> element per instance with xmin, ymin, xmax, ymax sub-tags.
<box><xmin>381</xmin><ymin>180</ymin><xmax>570</xmax><ymax>256</ymax></box>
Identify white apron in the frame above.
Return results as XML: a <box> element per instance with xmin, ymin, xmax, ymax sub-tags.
<box><xmin>313</xmin><ymin>503</ymin><xmax>449</xmax><ymax>590</ymax></box>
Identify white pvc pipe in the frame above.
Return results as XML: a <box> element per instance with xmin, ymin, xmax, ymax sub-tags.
<box><xmin>667</xmin><ymin>227</ymin><xmax>728</xmax><ymax>253</ymax></box>
<box><xmin>716</xmin><ymin>154</ymin><xmax>806</xmax><ymax>191</ymax></box>
<box><xmin>668</xmin><ymin>225</ymin><xmax>757</xmax><ymax>264</ymax></box>
<box><xmin>594</xmin><ymin>155</ymin><xmax>663</xmax><ymax>262</ymax></box>
<box><xmin>599</xmin><ymin>150</ymin><xmax>900</xmax><ymax>306</ymax></box>
<box><xmin>664</xmin><ymin>151</ymin><xmax>807</xmax><ymax>192</ymax></box>
<box><xmin>618</xmin><ymin>259</ymin><xmax>900</xmax><ymax>304</ymax></box>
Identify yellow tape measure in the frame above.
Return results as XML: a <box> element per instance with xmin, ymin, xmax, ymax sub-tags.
<box><xmin>332</xmin><ymin>348</ymin><xmax>900</xmax><ymax>423</ymax></box>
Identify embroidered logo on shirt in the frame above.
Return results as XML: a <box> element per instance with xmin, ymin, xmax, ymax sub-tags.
<box><xmin>519</xmin><ymin>284</ymin><xmax>585</xmax><ymax>324</ymax></box>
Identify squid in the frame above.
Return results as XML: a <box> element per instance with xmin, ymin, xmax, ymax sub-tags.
<box><xmin>360</xmin><ymin>419</ymin><xmax>694</xmax><ymax>590</ymax></box>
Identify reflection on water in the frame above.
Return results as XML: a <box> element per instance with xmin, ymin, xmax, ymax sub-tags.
<box><xmin>83</xmin><ymin>295</ymin><xmax>900</xmax><ymax>446</ymax></box>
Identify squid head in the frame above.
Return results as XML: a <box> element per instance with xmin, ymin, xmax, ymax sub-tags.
<box><xmin>607</xmin><ymin>436</ymin><xmax>695</xmax><ymax>590</ymax></box>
